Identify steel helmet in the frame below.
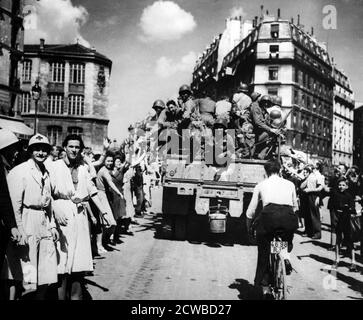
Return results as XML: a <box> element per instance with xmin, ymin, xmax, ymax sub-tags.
<box><xmin>152</xmin><ymin>99</ymin><xmax>165</xmax><ymax>110</ymax></box>
<box><xmin>260</xmin><ymin>95</ymin><xmax>272</xmax><ymax>107</ymax></box>
<box><xmin>238</xmin><ymin>83</ymin><xmax>249</xmax><ymax>93</ymax></box>
<box><xmin>269</xmin><ymin>106</ymin><xmax>282</xmax><ymax>119</ymax></box>
<box><xmin>273</xmin><ymin>96</ymin><xmax>282</xmax><ymax>106</ymax></box>
<box><xmin>250</xmin><ymin>92</ymin><xmax>262</xmax><ymax>102</ymax></box>
<box><xmin>179</xmin><ymin>84</ymin><xmax>192</xmax><ymax>94</ymax></box>
<box><xmin>0</xmin><ymin>128</ymin><xmax>18</xmax><ymax>150</ymax></box>
<box><xmin>28</xmin><ymin>133</ymin><xmax>51</xmax><ymax>152</ymax></box>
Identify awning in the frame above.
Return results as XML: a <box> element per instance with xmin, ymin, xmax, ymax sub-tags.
<box><xmin>0</xmin><ymin>117</ymin><xmax>33</xmax><ymax>137</ymax></box>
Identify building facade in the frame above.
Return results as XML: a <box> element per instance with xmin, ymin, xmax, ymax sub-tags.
<box><xmin>332</xmin><ymin>67</ymin><xmax>354</xmax><ymax>166</ymax></box>
<box><xmin>192</xmin><ymin>10</ymin><xmax>339</xmax><ymax>163</ymax></box>
<box><xmin>19</xmin><ymin>40</ymin><xmax>112</xmax><ymax>153</ymax></box>
<box><xmin>0</xmin><ymin>0</ymin><xmax>33</xmax><ymax>137</ymax></box>
<box><xmin>354</xmin><ymin>102</ymin><xmax>363</xmax><ymax>169</ymax></box>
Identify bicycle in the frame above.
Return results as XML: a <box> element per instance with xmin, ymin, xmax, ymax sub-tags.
<box><xmin>269</xmin><ymin>233</ymin><xmax>288</xmax><ymax>300</ymax></box>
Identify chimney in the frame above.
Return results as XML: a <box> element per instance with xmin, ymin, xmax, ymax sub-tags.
<box><xmin>40</xmin><ymin>38</ymin><xmax>45</xmax><ymax>50</ymax></box>
<box><xmin>277</xmin><ymin>8</ymin><xmax>281</xmax><ymax>19</ymax></box>
<box><xmin>311</xmin><ymin>27</ymin><xmax>314</xmax><ymax>36</ymax></box>
<box><xmin>260</xmin><ymin>5</ymin><xmax>264</xmax><ymax>21</ymax></box>
<box><xmin>291</xmin><ymin>17</ymin><xmax>294</xmax><ymax>24</ymax></box>
<box><xmin>266</xmin><ymin>10</ymin><xmax>269</xmax><ymax>15</ymax></box>
<box><xmin>297</xmin><ymin>14</ymin><xmax>300</xmax><ymax>26</ymax></box>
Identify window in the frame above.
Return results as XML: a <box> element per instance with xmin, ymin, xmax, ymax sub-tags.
<box><xmin>68</xmin><ymin>95</ymin><xmax>84</xmax><ymax>116</ymax></box>
<box><xmin>47</xmin><ymin>126</ymin><xmax>62</xmax><ymax>146</ymax></box>
<box><xmin>268</xmin><ymin>87</ymin><xmax>278</xmax><ymax>96</ymax></box>
<box><xmin>269</xmin><ymin>45</ymin><xmax>279</xmax><ymax>58</ymax></box>
<box><xmin>271</xmin><ymin>24</ymin><xmax>279</xmax><ymax>38</ymax></box>
<box><xmin>68</xmin><ymin>127</ymin><xmax>83</xmax><ymax>136</ymax></box>
<box><xmin>50</xmin><ymin>62</ymin><xmax>65</xmax><ymax>82</ymax></box>
<box><xmin>70</xmin><ymin>63</ymin><xmax>85</xmax><ymax>84</ymax></box>
<box><xmin>47</xmin><ymin>94</ymin><xmax>64</xmax><ymax>114</ymax></box>
<box><xmin>294</xmin><ymin>67</ymin><xmax>299</xmax><ymax>83</ymax></box>
<box><xmin>293</xmin><ymin>89</ymin><xmax>299</xmax><ymax>105</ymax></box>
<box><xmin>20</xmin><ymin>92</ymin><xmax>31</xmax><ymax>113</ymax></box>
<box><xmin>268</xmin><ymin>66</ymin><xmax>278</xmax><ymax>81</ymax></box>
<box><xmin>22</xmin><ymin>60</ymin><xmax>32</xmax><ymax>82</ymax></box>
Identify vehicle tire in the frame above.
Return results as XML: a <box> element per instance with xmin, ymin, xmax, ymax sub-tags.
<box><xmin>174</xmin><ymin>215</ymin><xmax>187</xmax><ymax>240</ymax></box>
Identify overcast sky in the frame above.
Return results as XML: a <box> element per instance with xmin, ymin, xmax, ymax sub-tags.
<box><xmin>24</xmin><ymin>0</ymin><xmax>363</xmax><ymax>140</ymax></box>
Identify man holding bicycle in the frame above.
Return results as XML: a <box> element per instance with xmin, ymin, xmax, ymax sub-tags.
<box><xmin>246</xmin><ymin>160</ymin><xmax>299</xmax><ymax>299</ymax></box>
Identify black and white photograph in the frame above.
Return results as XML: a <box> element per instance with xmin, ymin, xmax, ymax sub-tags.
<box><xmin>0</xmin><ymin>0</ymin><xmax>363</xmax><ymax>304</ymax></box>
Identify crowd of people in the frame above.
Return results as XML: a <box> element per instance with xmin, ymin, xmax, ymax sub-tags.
<box><xmin>0</xmin><ymin>127</ymin><xmax>161</xmax><ymax>300</ymax></box>
<box><xmin>281</xmin><ymin>155</ymin><xmax>363</xmax><ymax>272</ymax></box>
<box><xmin>0</xmin><ymin>81</ymin><xmax>362</xmax><ymax>301</ymax></box>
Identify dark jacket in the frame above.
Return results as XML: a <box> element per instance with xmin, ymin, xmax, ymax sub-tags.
<box><xmin>330</xmin><ymin>189</ymin><xmax>355</xmax><ymax>213</ymax></box>
<box><xmin>0</xmin><ymin>156</ymin><xmax>16</xmax><ymax>230</ymax></box>
<box><xmin>250</xmin><ymin>102</ymin><xmax>272</xmax><ymax>137</ymax></box>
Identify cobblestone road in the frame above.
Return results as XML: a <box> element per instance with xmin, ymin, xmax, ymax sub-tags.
<box><xmin>86</xmin><ymin>205</ymin><xmax>363</xmax><ymax>300</ymax></box>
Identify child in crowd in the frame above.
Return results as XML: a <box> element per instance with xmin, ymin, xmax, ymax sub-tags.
<box><xmin>331</xmin><ymin>177</ymin><xmax>358</xmax><ymax>272</ymax></box>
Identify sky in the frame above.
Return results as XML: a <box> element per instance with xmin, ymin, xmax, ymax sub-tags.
<box><xmin>24</xmin><ymin>0</ymin><xmax>363</xmax><ymax>140</ymax></box>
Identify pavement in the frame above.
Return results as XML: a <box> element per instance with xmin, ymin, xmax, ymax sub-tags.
<box><xmin>86</xmin><ymin>203</ymin><xmax>363</xmax><ymax>300</ymax></box>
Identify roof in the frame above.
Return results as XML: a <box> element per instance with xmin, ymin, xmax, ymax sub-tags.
<box><xmin>24</xmin><ymin>43</ymin><xmax>112</xmax><ymax>68</ymax></box>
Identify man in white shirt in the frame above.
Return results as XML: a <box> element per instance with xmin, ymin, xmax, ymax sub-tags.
<box><xmin>246</xmin><ymin>160</ymin><xmax>299</xmax><ymax>298</ymax></box>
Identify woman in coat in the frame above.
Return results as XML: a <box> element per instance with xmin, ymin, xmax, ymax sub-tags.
<box><xmin>3</xmin><ymin>134</ymin><xmax>58</xmax><ymax>299</ymax></box>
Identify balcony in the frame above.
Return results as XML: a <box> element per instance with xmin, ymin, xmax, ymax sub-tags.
<box><xmin>69</xmin><ymin>83</ymin><xmax>85</xmax><ymax>94</ymax></box>
<box><xmin>47</xmin><ymin>82</ymin><xmax>64</xmax><ymax>92</ymax></box>
<box><xmin>334</xmin><ymin>89</ymin><xmax>354</xmax><ymax>105</ymax></box>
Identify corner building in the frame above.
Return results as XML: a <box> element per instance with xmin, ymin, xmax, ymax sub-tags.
<box><xmin>192</xmin><ymin>12</ymin><xmax>336</xmax><ymax>163</ymax></box>
<box><xmin>19</xmin><ymin>40</ymin><xmax>112</xmax><ymax>153</ymax></box>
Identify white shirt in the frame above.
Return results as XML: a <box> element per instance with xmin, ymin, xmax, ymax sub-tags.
<box><xmin>246</xmin><ymin>174</ymin><xmax>299</xmax><ymax>219</ymax></box>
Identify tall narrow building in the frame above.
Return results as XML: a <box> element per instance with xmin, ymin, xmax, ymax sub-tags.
<box><xmin>0</xmin><ymin>0</ymin><xmax>33</xmax><ymax>137</ymax></box>
<box><xmin>332</xmin><ymin>66</ymin><xmax>354</xmax><ymax>166</ymax></box>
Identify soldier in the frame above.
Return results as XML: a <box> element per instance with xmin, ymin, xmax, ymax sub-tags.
<box><xmin>231</xmin><ymin>82</ymin><xmax>252</xmax><ymax>125</ymax></box>
<box><xmin>177</xmin><ymin>84</ymin><xmax>198</xmax><ymax>129</ymax></box>
<box><xmin>250</xmin><ymin>95</ymin><xmax>281</xmax><ymax>160</ymax></box>
<box><xmin>150</xmin><ymin>99</ymin><xmax>166</xmax><ymax>122</ymax></box>
<box><xmin>195</xmin><ymin>91</ymin><xmax>216</xmax><ymax>130</ymax></box>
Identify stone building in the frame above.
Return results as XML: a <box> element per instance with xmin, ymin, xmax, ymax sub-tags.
<box><xmin>0</xmin><ymin>0</ymin><xmax>32</xmax><ymax>137</ymax></box>
<box><xmin>354</xmin><ymin>102</ymin><xmax>363</xmax><ymax>169</ymax></box>
<box><xmin>332</xmin><ymin>66</ymin><xmax>354</xmax><ymax>166</ymax></box>
<box><xmin>19</xmin><ymin>39</ymin><xmax>112</xmax><ymax>153</ymax></box>
<box><xmin>192</xmin><ymin>9</ymin><xmax>340</xmax><ymax>163</ymax></box>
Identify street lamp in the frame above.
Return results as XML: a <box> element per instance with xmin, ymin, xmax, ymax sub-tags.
<box><xmin>31</xmin><ymin>79</ymin><xmax>41</xmax><ymax>135</ymax></box>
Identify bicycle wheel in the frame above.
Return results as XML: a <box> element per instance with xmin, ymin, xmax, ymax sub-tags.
<box><xmin>274</xmin><ymin>254</ymin><xmax>287</xmax><ymax>300</ymax></box>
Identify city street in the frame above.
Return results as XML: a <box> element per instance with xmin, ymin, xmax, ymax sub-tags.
<box><xmin>86</xmin><ymin>203</ymin><xmax>363</xmax><ymax>300</ymax></box>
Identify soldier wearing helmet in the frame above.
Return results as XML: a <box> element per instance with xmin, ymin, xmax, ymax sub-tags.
<box><xmin>250</xmin><ymin>95</ymin><xmax>281</xmax><ymax>159</ymax></box>
<box><xmin>231</xmin><ymin>82</ymin><xmax>252</xmax><ymax>120</ymax></box>
<box><xmin>152</xmin><ymin>99</ymin><xmax>165</xmax><ymax>119</ymax></box>
<box><xmin>3</xmin><ymin>133</ymin><xmax>59</xmax><ymax>298</ymax></box>
<box><xmin>177</xmin><ymin>84</ymin><xmax>198</xmax><ymax>129</ymax></box>
<box><xmin>146</xmin><ymin>99</ymin><xmax>166</xmax><ymax>133</ymax></box>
